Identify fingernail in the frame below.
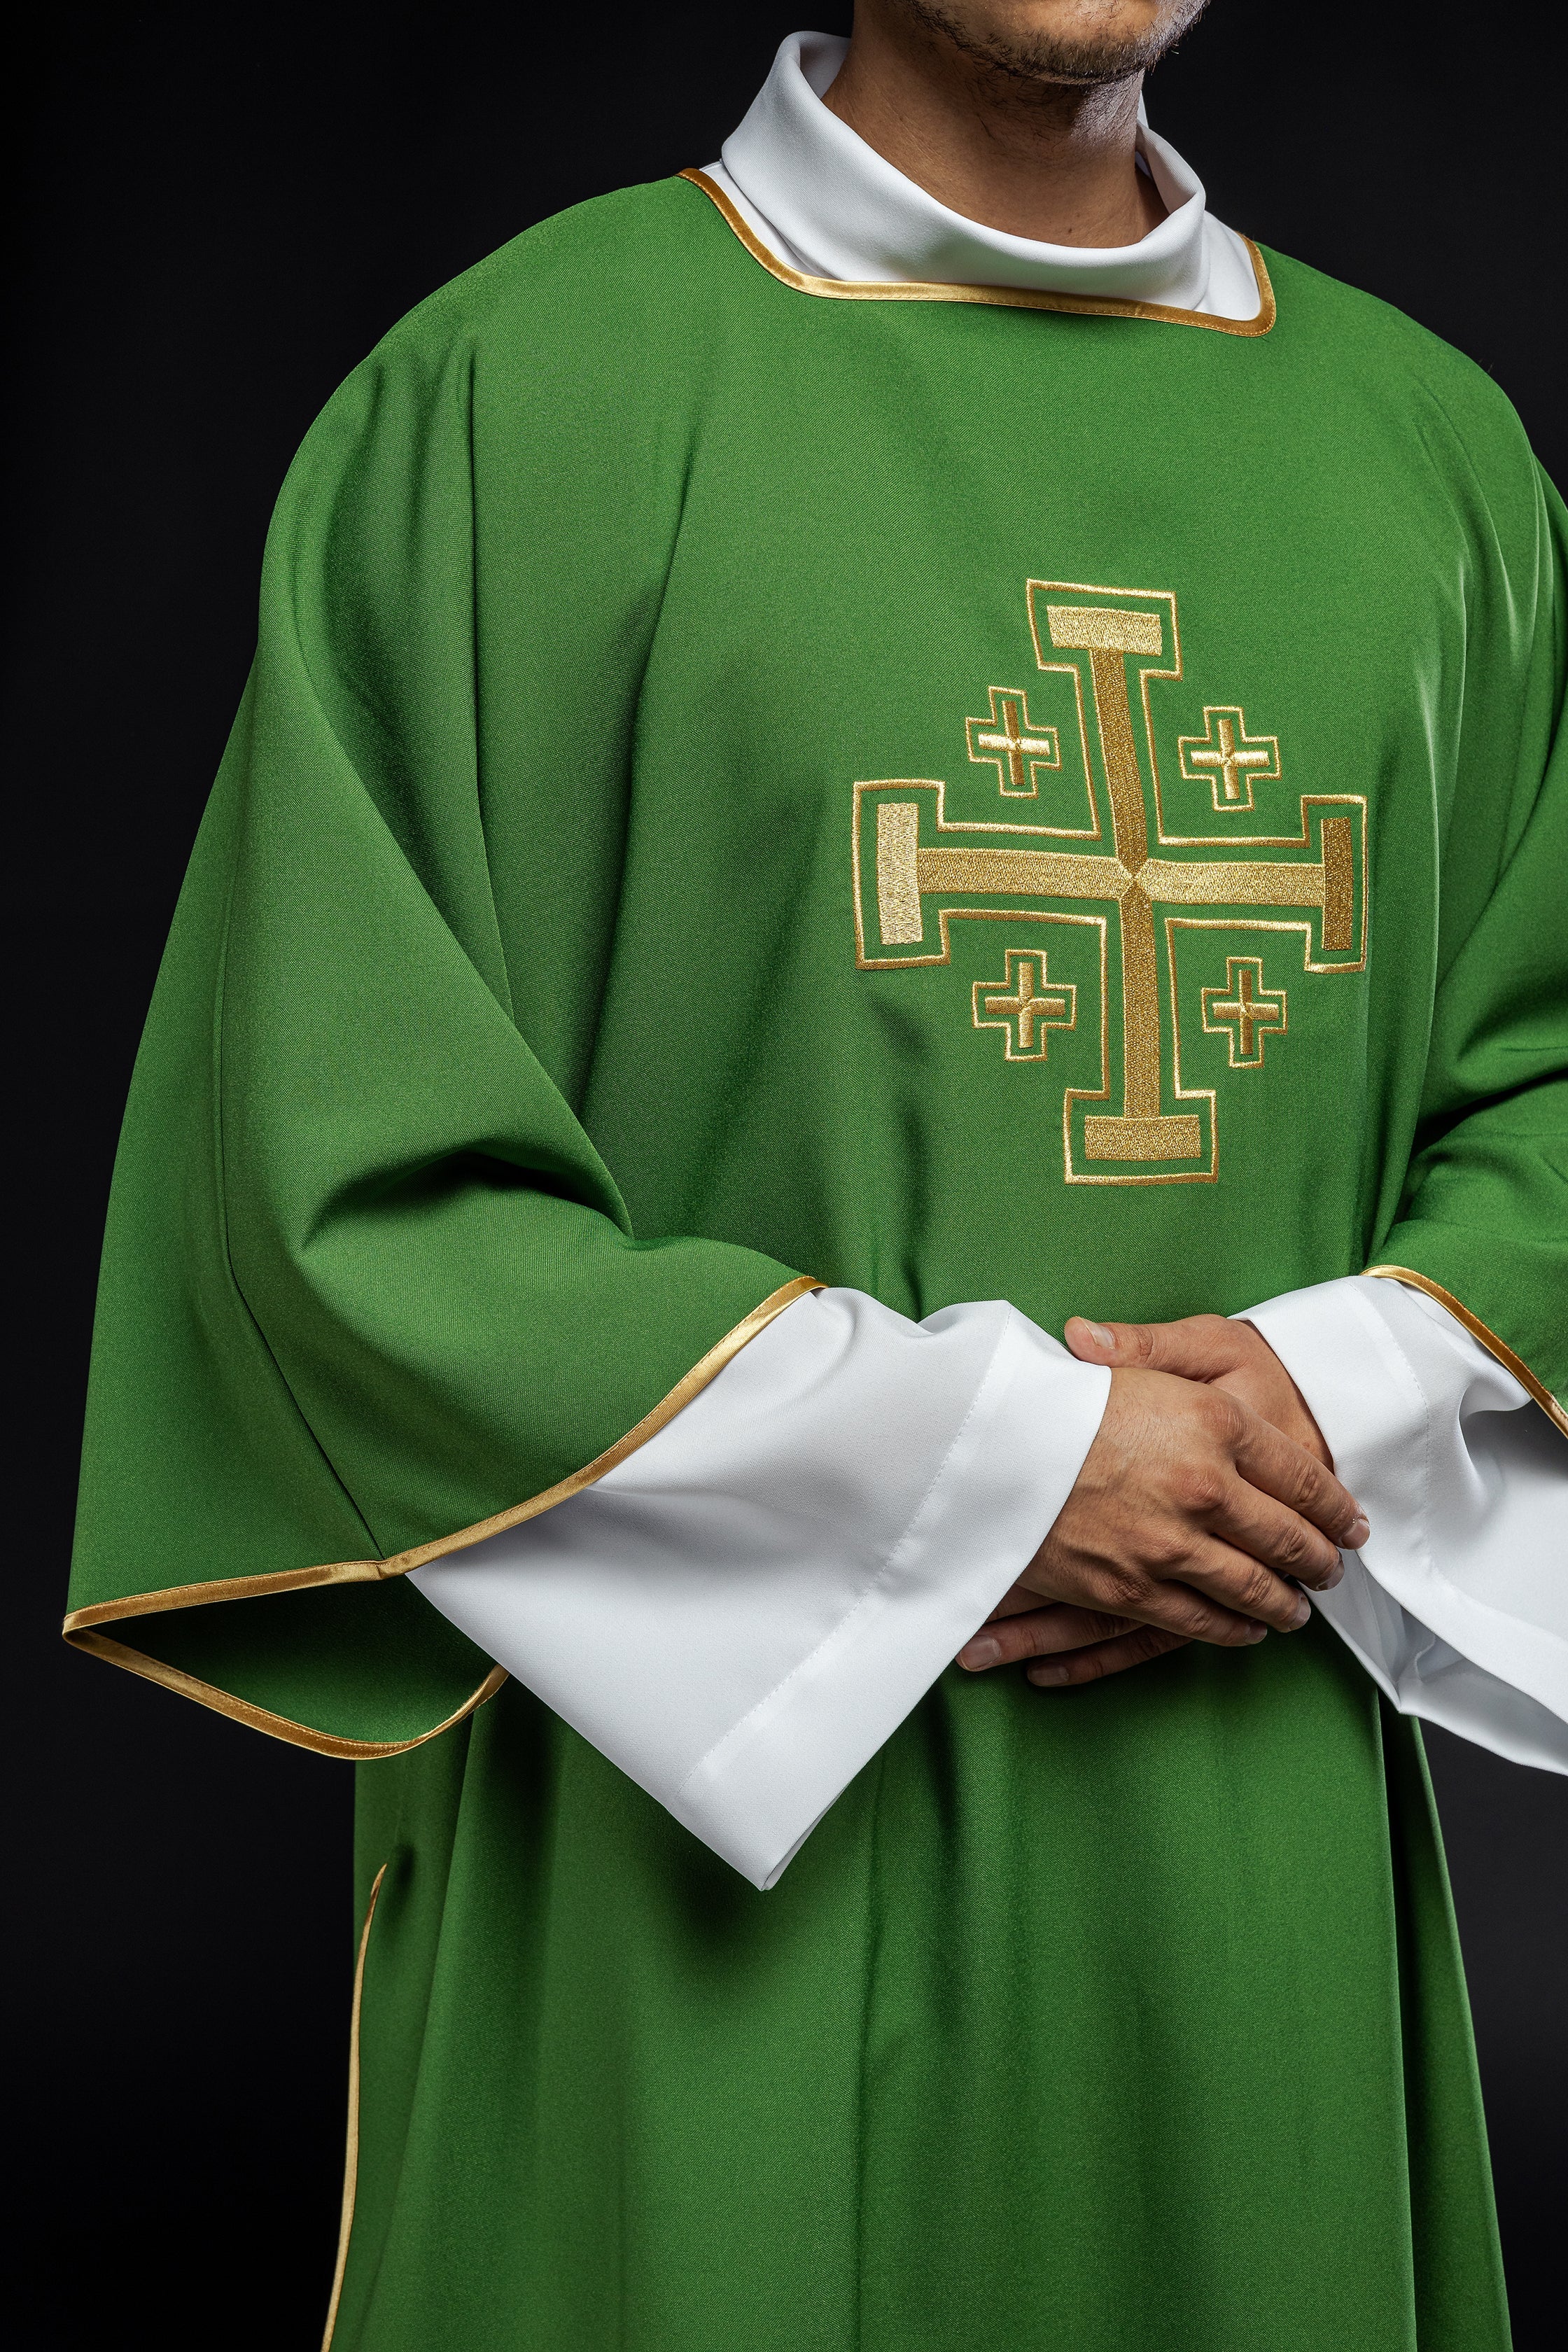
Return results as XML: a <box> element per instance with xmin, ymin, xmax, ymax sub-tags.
<box><xmin>1345</xmin><ymin>1515</ymin><xmax>1370</xmax><ymax>1549</ymax></box>
<box><xmin>1245</xmin><ymin>1621</ymin><xmax>1268</xmax><ymax>1643</ymax></box>
<box><xmin>1028</xmin><ymin>1662</ymin><xmax>1071</xmax><ymax>1685</ymax></box>
<box><xmin>960</xmin><ymin>1637</ymin><xmax>1001</xmax><ymax>1671</ymax></box>
<box><xmin>1085</xmin><ymin>1323</ymin><xmax>1115</xmax><ymax>1350</ymax></box>
<box><xmin>1289</xmin><ymin>1595</ymin><xmax>1312</xmax><ymax>1628</ymax></box>
<box><xmin>1324</xmin><ymin>1560</ymin><xmax>1345</xmax><ymax>1589</ymax></box>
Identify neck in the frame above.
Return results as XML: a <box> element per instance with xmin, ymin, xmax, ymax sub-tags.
<box><xmin>822</xmin><ymin>6</ymin><xmax>1166</xmax><ymax>248</ymax></box>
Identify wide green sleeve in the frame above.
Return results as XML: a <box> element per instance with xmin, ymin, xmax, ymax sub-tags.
<box><xmin>1370</xmin><ymin>459</ymin><xmax>1567</xmax><ymax>1430</ymax></box>
<box><xmin>65</xmin><ymin>225</ymin><xmax>808</xmax><ymax>1753</ymax></box>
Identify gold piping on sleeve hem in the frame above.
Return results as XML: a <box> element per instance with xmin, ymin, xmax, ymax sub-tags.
<box><xmin>60</xmin><ymin>1274</ymin><xmax>823</xmax><ymax>1747</ymax></box>
<box><xmin>678</xmin><ymin>167</ymin><xmax>1278</xmax><ymax>336</ymax></box>
<box><xmin>320</xmin><ymin>1861</ymin><xmax>387</xmax><ymax>2352</ymax></box>
<box><xmin>64</xmin><ymin>1629</ymin><xmax>508</xmax><ymax>1758</ymax></box>
<box><xmin>1365</xmin><ymin>1265</ymin><xmax>1568</xmax><ymax>1440</ymax></box>
<box><xmin>377</xmin><ymin>1273</ymin><xmax>825</xmax><ymax>1572</ymax></box>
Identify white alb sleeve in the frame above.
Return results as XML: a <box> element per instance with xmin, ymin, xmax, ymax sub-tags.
<box><xmin>412</xmin><ymin>1289</ymin><xmax>1110</xmax><ymax>1888</ymax></box>
<box><xmin>1242</xmin><ymin>1275</ymin><xmax>1568</xmax><ymax>1772</ymax></box>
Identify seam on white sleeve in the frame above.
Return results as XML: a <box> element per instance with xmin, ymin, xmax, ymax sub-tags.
<box><xmin>676</xmin><ymin>1302</ymin><xmax>1022</xmax><ymax>1798</ymax></box>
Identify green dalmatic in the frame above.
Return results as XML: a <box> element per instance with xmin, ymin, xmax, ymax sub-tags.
<box><xmin>69</xmin><ymin>170</ymin><xmax>1567</xmax><ymax>2350</ymax></box>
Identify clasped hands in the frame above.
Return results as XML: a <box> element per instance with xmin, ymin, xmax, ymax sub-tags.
<box><xmin>958</xmin><ymin>1313</ymin><xmax>1369</xmax><ymax>1690</ymax></box>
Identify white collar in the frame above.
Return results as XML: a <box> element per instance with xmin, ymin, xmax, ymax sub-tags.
<box><xmin>707</xmin><ymin>31</ymin><xmax>1261</xmax><ymax>322</ymax></box>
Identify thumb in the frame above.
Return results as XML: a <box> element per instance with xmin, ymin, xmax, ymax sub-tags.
<box><xmin>1064</xmin><ymin>1312</ymin><xmax>1242</xmax><ymax>1378</ymax></box>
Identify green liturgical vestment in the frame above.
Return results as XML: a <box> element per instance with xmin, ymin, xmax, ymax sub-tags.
<box><xmin>69</xmin><ymin>169</ymin><xmax>1567</xmax><ymax>2349</ymax></box>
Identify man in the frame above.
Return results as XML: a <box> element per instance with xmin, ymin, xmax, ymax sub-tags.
<box><xmin>68</xmin><ymin>4</ymin><xmax>1565</xmax><ymax>2346</ymax></box>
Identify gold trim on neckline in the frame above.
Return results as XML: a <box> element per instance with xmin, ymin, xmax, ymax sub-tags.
<box><xmin>61</xmin><ymin>1274</ymin><xmax>823</xmax><ymax>1754</ymax></box>
<box><xmin>679</xmin><ymin>168</ymin><xmax>1277</xmax><ymax>337</ymax></box>
<box><xmin>1366</xmin><ymin>1266</ymin><xmax>1568</xmax><ymax>1440</ymax></box>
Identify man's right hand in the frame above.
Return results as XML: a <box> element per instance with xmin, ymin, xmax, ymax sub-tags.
<box><xmin>957</xmin><ymin>1364</ymin><xmax>1369</xmax><ymax>1686</ymax></box>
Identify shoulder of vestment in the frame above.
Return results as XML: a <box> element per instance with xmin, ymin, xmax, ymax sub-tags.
<box><xmin>1258</xmin><ymin>247</ymin><xmax>1546</xmax><ymax>521</ymax></box>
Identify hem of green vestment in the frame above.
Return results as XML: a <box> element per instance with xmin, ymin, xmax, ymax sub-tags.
<box><xmin>60</xmin><ymin>1274</ymin><xmax>822</xmax><ymax>1756</ymax></box>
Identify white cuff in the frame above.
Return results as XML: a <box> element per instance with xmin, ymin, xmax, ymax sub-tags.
<box><xmin>412</xmin><ymin>1290</ymin><xmax>1109</xmax><ymax>1886</ymax></box>
<box><xmin>1243</xmin><ymin>1276</ymin><xmax>1568</xmax><ymax>1772</ymax></box>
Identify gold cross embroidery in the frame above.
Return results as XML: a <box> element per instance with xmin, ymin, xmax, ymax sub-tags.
<box><xmin>965</xmin><ymin>687</ymin><xmax>1060</xmax><ymax>797</ymax></box>
<box><xmin>974</xmin><ymin>950</ymin><xmax>1077</xmax><ymax>1060</ymax></box>
<box><xmin>1177</xmin><ymin>705</ymin><xmax>1280</xmax><ymax>811</ymax></box>
<box><xmin>1201</xmin><ymin>956</ymin><xmax>1287</xmax><ymax>1067</ymax></box>
<box><xmin>852</xmin><ymin>580</ymin><xmax>1366</xmax><ymax>1184</ymax></box>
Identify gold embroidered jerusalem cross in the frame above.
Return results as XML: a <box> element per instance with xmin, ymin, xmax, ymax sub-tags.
<box><xmin>852</xmin><ymin>580</ymin><xmax>1366</xmax><ymax>1184</ymax></box>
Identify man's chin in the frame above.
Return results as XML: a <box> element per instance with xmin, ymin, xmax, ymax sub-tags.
<box><xmin>911</xmin><ymin>1</ymin><xmax>1209</xmax><ymax>92</ymax></box>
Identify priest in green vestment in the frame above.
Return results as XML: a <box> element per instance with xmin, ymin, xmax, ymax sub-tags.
<box><xmin>67</xmin><ymin>6</ymin><xmax>1567</xmax><ymax>2347</ymax></box>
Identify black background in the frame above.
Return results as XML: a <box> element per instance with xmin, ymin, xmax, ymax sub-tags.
<box><xmin>10</xmin><ymin>6</ymin><xmax>1566</xmax><ymax>2345</ymax></box>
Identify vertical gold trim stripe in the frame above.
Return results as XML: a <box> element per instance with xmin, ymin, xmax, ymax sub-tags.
<box><xmin>678</xmin><ymin>167</ymin><xmax>1278</xmax><ymax>336</ymax></box>
<box><xmin>62</xmin><ymin>1276</ymin><xmax>823</xmax><ymax>1750</ymax></box>
<box><xmin>321</xmin><ymin>1862</ymin><xmax>388</xmax><ymax>2352</ymax></box>
<box><xmin>1366</xmin><ymin>1266</ymin><xmax>1568</xmax><ymax>1439</ymax></box>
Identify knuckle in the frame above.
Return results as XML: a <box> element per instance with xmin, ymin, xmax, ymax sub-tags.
<box><xmin>1136</xmin><ymin>1532</ymin><xmax>1188</xmax><ymax>1577</ymax></box>
<box><xmin>1292</xmin><ymin>1465</ymin><xmax>1329</xmax><ymax>1514</ymax></box>
<box><xmin>1142</xmin><ymin>1590</ymin><xmax>1203</xmax><ymax>1636</ymax></box>
<box><xmin>1238</xmin><ymin>1564</ymin><xmax>1282</xmax><ymax>1614</ymax></box>
<box><xmin>1098</xmin><ymin>1567</ymin><xmax>1152</xmax><ymax>1611</ymax></box>
<box><xmin>1124</xmin><ymin>1322</ymin><xmax>1158</xmax><ymax>1364</ymax></box>
<box><xmin>1269</xmin><ymin>1521</ymin><xmax>1312</xmax><ymax>1570</ymax></box>
<box><xmin>1179</xmin><ymin>1468</ymin><xmax>1227</xmax><ymax>1516</ymax></box>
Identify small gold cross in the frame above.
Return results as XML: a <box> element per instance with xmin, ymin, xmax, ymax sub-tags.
<box><xmin>966</xmin><ymin>687</ymin><xmax>1060</xmax><ymax>797</ymax></box>
<box><xmin>973</xmin><ymin>949</ymin><xmax>1077</xmax><ymax>1061</ymax></box>
<box><xmin>1178</xmin><ymin>705</ymin><xmax>1280</xmax><ymax>811</ymax></box>
<box><xmin>1201</xmin><ymin>955</ymin><xmax>1287</xmax><ymax>1067</ymax></box>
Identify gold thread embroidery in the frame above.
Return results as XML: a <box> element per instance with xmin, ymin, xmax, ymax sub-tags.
<box><xmin>1178</xmin><ymin>706</ymin><xmax>1280</xmax><ymax>811</ymax></box>
<box><xmin>677</xmin><ymin>169</ymin><xmax>1278</xmax><ymax>336</ymax></box>
<box><xmin>1083</xmin><ymin>1113</ymin><xmax>1202</xmax><ymax>1159</ymax></box>
<box><xmin>876</xmin><ymin>801</ymin><xmax>923</xmax><ymax>944</ymax></box>
<box><xmin>966</xmin><ymin>687</ymin><xmax>1060</xmax><ymax>798</ymax></box>
<box><xmin>1364</xmin><ymin>1268</ymin><xmax>1568</xmax><ymax>1440</ymax></box>
<box><xmin>1046</xmin><ymin>604</ymin><xmax>1166</xmax><ymax>659</ymax></box>
<box><xmin>852</xmin><ymin>583</ymin><xmax>1366</xmax><ymax>1184</ymax></box>
<box><xmin>320</xmin><ymin>1861</ymin><xmax>388</xmax><ymax>2352</ymax></box>
<box><xmin>62</xmin><ymin>1275</ymin><xmax>822</xmax><ymax>1744</ymax></box>
<box><xmin>1201</xmin><ymin>954</ymin><xmax>1287</xmax><ymax>1066</ymax></box>
<box><xmin>973</xmin><ymin>948</ymin><xmax>1077</xmax><ymax>1060</ymax></box>
<box><xmin>1320</xmin><ymin>817</ymin><xmax>1354</xmax><ymax>951</ymax></box>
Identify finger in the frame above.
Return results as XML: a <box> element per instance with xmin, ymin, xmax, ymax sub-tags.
<box><xmin>1228</xmin><ymin>1410</ymin><xmax>1369</xmax><ymax>1548</ymax></box>
<box><xmin>1169</xmin><ymin>1534</ymin><xmax>1318</xmax><ymax>1630</ymax></box>
<box><xmin>1068</xmin><ymin>1569</ymin><xmax>1271</xmax><ymax>1649</ymax></box>
<box><xmin>1065</xmin><ymin>1311</ymin><xmax>1243</xmax><ymax>1378</ymax></box>
<box><xmin>1206</xmin><ymin>1474</ymin><xmax>1347</xmax><ymax>1590</ymax></box>
<box><xmin>1027</xmin><ymin>1625</ymin><xmax>1192</xmax><ymax>1688</ymax></box>
<box><xmin>958</xmin><ymin>1604</ymin><xmax>1141</xmax><ymax>1671</ymax></box>
<box><xmin>1210</xmin><ymin>1366</ymin><xmax>1334</xmax><ymax>1469</ymax></box>
<box><xmin>984</xmin><ymin>1582</ymin><xmax>1044</xmax><ymax>1624</ymax></box>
